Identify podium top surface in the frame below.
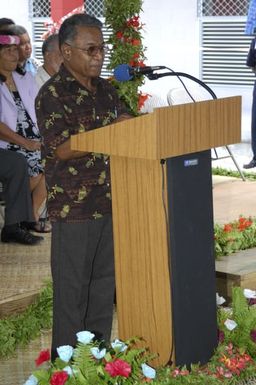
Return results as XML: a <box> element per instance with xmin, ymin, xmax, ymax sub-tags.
<box><xmin>71</xmin><ymin>96</ymin><xmax>241</xmax><ymax>160</ymax></box>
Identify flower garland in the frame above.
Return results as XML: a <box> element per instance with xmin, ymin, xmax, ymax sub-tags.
<box><xmin>104</xmin><ymin>0</ymin><xmax>149</xmax><ymax>115</ymax></box>
<box><xmin>25</xmin><ymin>334</ymin><xmax>156</xmax><ymax>385</ymax></box>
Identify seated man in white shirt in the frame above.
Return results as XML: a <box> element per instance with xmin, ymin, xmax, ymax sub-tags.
<box><xmin>35</xmin><ymin>34</ymin><xmax>62</xmax><ymax>89</ymax></box>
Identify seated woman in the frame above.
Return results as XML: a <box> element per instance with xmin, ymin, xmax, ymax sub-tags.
<box><xmin>0</xmin><ymin>30</ymin><xmax>50</xmax><ymax>232</ymax></box>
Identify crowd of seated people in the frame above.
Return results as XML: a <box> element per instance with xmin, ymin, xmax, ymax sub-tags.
<box><xmin>0</xmin><ymin>18</ymin><xmax>62</xmax><ymax>244</ymax></box>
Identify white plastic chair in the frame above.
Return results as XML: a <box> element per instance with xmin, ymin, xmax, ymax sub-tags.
<box><xmin>167</xmin><ymin>86</ymin><xmax>211</xmax><ymax>105</ymax></box>
<box><xmin>140</xmin><ymin>94</ymin><xmax>168</xmax><ymax>114</ymax></box>
<box><xmin>167</xmin><ymin>87</ymin><xmax>245</xmax><ymax>181</ymax></box>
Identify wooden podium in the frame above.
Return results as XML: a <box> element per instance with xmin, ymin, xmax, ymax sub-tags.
<box><xmin>71</xmin><ymin>96</ymin><xmax>241</xmax><ymax>367</ymax></box>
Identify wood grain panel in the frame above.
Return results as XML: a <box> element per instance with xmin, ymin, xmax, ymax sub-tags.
<box><xmin>110</xmin><ymin>156</ymin><xmax>173</xmax><ymax>366</ymax></box>
<box><xmin>157</xmin><ymin>96</ymin><xmax>241</xmax><ymax>158</ymax></box>
<box><xmin>71</xmin><ymin>96</ymin><xmax>241</xmax><ymax>160</ymax></box>
<box><xmin>71</xmin><ymin>112</ymin><xmax>158</xmax><ymax>159</ymax></box>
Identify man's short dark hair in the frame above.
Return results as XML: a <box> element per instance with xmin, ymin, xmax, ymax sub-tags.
<box><xmin>59</xmin><ymin>13</ymin><xmax>103</xmax><ymax>47</ymax></box>
<box><xmin>42</xmin><ymin>34</ymin><xmax>59</xmax><ymax>56</ymax></box>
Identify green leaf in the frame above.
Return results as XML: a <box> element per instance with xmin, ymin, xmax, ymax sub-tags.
<box><xmin>0</xmin><ymin>281</ymin><xmax>52</xmax><ymax>358</ymax></box>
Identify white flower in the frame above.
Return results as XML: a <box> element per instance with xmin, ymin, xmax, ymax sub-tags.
<box><xmin>216</xmin><ymin>293</ymin><xmax>226</xmax><ymax>306</ymax></box>
<box><xmin>63</xmin><ymin>366</ymin><xmax>73</xmax><ymax>376</ymax></box>
<box><xmin>141</xmin><ymin>363</ymin><xmax>156</xmax><ymax>379</ymax></box>
<box><xmin>76</xmin><ymin>330</ymin><xmax>95</xmax><ymax>344</ymax></box>
<box><xmin>111</xmin><ymin>339</ymin><xmax>128</xmax><ymax>352</ymax></box>
<box><xmin>90</xmin><ymin>347</ymin><xmax>106</xmax><ymax>359</ymax></box>
<box><xmin>243</xmin><ymin>289</ymin><xmax>256</xmax><ymax>299</ymax></box>
<box><xmin>57</xmin><ymin>345</ymin><xmax>74</xmax><ymax>362</ymax></box>
<box><xmin>224</xmin><ymin>318</ymin><xmax>237</xmax><ymax>331</ymax></box>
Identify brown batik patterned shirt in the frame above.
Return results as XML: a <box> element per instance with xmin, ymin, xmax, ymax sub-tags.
<box><xmin>35</xmin><ymin>65</ymin><xmax>128</xmax><ymax>223</ymax></box>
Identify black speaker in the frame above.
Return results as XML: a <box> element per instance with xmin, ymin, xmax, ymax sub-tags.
<box><xmin>166</xmin><ymin>150</ymin><xmax>217</xmax><ymax>367</ymax></box>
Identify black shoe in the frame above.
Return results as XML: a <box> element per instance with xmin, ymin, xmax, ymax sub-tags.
<box><xmin>1</xmin><ymin>226</ymin><xmax>43</xmax><ymax>245</ymax></box>
<box><xmin>243</xmin><ymin>159</ymin><xmax>256</xmax><ymax>169</ymax></box>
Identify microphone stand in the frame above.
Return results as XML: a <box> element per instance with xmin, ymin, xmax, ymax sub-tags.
<box><xmin>146</xmin><ymin>70</ymin><xmax>246</xmax><ymax>180</ymax></box>
<box><xmin>146</xmin><ymin>71</ymin><xmax>217</xmax><ymax>100</ymax></box>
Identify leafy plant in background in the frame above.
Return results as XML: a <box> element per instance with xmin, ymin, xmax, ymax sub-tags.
<box><xmin>217</xmin><ymin>287</ymin><xmax>256</xmax><ymax>358</ymax></box>
<box><xmin>104</xmin><ymin>0</ymin><xmax>148</xmax><ymax>115</ymax></box>
<box><xmin>214</xmin><ymin>216</ymin><xmax>256</xmax><ymax>258</ymax></box>
<box><xmin>0</xmin><ymin>281</ymin><xmax>52</xmax><ymax>358</ymax></box>
<box><xmin>156</xmin><ymin>287</ymin><xmax>256</xmax><ymax>384</ymax></box>
<box><xmin>211</xmin><ymin>168</ymin><xmax>256</xmax><ymax>259</ymax></box>
<box><xmin>212</xmin><ymin>166</ymin><xmax>256</xmax><ymax>181</ymax></box>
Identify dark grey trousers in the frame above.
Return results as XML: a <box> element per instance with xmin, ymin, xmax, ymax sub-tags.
<box><xmin>51</xmin><ymin>214</ymin><xmax>115</xmax><ymax>351</ymax></box>
<box><xmin>0</xmin><ymin>149</ymin><xmax>33</xmax><ymax>225</ymax></box>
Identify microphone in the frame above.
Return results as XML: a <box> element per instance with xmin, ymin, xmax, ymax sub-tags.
<box><xmin>113</xmin><ymin>63</ymin><xmax>166</xmax><ymax>82</ymax></box>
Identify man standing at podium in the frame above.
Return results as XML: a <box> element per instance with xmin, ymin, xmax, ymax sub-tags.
<box><xmin>36</xmin><ymin>13</ymin><xmax>131</xmax><ymax>359</ymax></box>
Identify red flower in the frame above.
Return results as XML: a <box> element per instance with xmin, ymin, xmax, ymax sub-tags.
<box><xmin>129</xmin><ymin>59</ymin><xmax>145</xmax><ymax>67</ymax></box>
<box><xmin>129</xmin><ymin>60</ymin><xmax>136</xmax><ymax>67</ymax></box>
<box><xmin>180</xmin><ymin>369</ymin><xmax>189</xmax><ymax>376</ymax></box>
<box><xmin>238</xmin><ymin>217</ymin><xmax>248</xmax><ymax>225</ymax></box>
<box><xmin>237</xmin><ymin>217</ymin><xmax>252</xmax><ymax>231</ymax></box>
<box><xmin>116</xmin><ymin>31</ymin><xmax>124</xmax><ymax>39</ymax></box>
<box><xmin>226</xmin><ymin>343</ymin><xmax>234</xmax><ymax>355</ymax></box>
<box><xmin>35</xmin><ymin>349</ymin><xmax>51</xmax><ymax>366</ymax></box>
<box><xmin>131</xmin><ymin>39</ymin><xmax>141</xmax><ymax>46</ymax></box>
<box><xmin>105</xmin><ymin>359</ymin><xmax>132</xmax><ymax>378</ymax></box>
<box><xmin>127</xmin><ymin>16</ymin><xmax>140</xmax><ymax>28</ymax></box>
<box><xmin>50</xmin><ymin>371</ymin><xmax>69</xmax><ymax>385</ymax></box>
<box><xmin>215</xmin><ymin>366</ymin><xmax>232</xmax><ymax>378</ymax></box>
<box><xmin>223</xmin><ymin>224</ymin><xmax>232</xmax><ymax>232</ymax></box>
<box><xmin>242</xmin><ymin>353</ymin><xmax>253</xmax><ymax>362</ymax></box>
<box><xmin>138</xmin><ymin>93</ymin><xmax>150</xmax><ymax>110</ymax></box>
<box><xmin>217</xmin><ymin>346</ymin><xmax>253</xmax><ymax>378</ymax></box>
<box><xmin>171</xmin><ymin>368</ymin><xmax>189</xmax><ymax>377</ymax></box>
<box><xmin>136</xmin><ymin>61</ymin><xmax>146</xmax><ymax>67</ymax></box>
